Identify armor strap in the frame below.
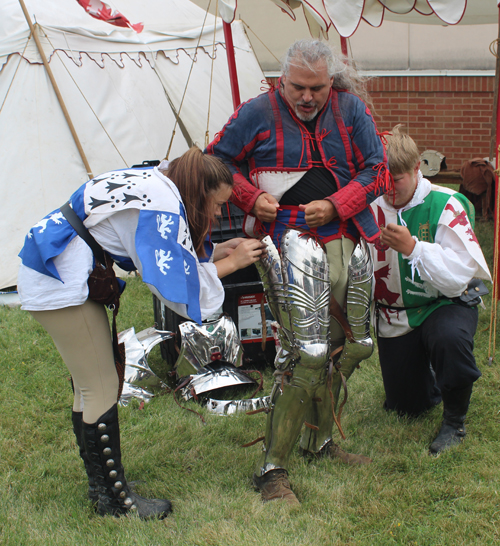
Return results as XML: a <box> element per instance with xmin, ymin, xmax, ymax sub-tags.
<box><xmin>327</xmin><ymin>358</ymin><xmax>346</xmax><ymax>440</ymax></box>
<box><xmin>329</xmin><ymin>294</ymin><xmax>354</xmax><ymax>342</ymax></box>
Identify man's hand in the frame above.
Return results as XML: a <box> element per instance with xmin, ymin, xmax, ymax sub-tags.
<box><xmin>380</xmin><ymin>223</ymin><xmax>416</xmax><ymax>256</ymax></box>
<box><xmin>299</xmin><ymin>200</ymin><xmax>338</xmax><ymax>228</ymax></box>
<box><xmin>251</xmin><ymin>193</ymin><xmax>279</xmax><ymax>223</ymax></box>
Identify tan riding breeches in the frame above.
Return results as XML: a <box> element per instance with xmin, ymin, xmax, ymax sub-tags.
<box><xmin>30</xmin><ymin>299</ymin><xmax>119</xmax><ymax>424</ymax></box>
<box><xmin>325</xmin><ymin>236</ymin><xmax>356</xmax><ymax>348</ymax></box>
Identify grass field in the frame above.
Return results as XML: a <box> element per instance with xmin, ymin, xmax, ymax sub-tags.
<box><xmin>0</xmin><ymin>220</ymin><xmax>499</xmax><ymax>546</ymax></box>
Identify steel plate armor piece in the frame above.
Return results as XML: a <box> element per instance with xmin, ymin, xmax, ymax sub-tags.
<box><xmin>175</xmin><ymin>315</ymin><xmax>243</xmax><ymax>377</ymax></box>
<box><xmin>335</xmin><ymin>240</ymin><xmax>374</xmax><ymax>384</ymax></box>
<box><xmin>118</xmin><ymin>327</ymin><xmax>174</xmax><ymax>407</ymax></box>
<box><xmin>253</xmin><ymin>230</ymin><xmax>374</xmax><ymax>479</ymax></box>
<box><xmin>174</xmin><ymin>315</ymin><xmax>258</xmax><ymax>403</ymax></box>
<box><xmin>206</xmin><ymin>396</ymin><xmax>271</xmax><ymax>416</ymax></box>
<box><xmin>255</xmin><ymin>230</ymin><xmax>331</xmax><ymax>371</ymax></box>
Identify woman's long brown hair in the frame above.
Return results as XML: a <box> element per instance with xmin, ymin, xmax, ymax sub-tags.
<box><xmin>160</xmin><ymin>147</ymin><xmax>233</xmax><ymax>258</ymax></box>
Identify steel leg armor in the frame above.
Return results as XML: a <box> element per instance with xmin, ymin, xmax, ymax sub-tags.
<box><xmin>301</xmin><ymin>240</ymin><xmax>374</xmax><ymax>452</ymax></box>
<box><xmin>332</xmin><ymin>240</ymin><xmax>374</xmax><ymax>393</ymax></box>
<box><xmin>255</xmin><ymin>229</ymin><xmax>331</xmax><ymax>371</ymax></box>
<box><xmin>254</xmin><ymin>231</ymin><xmax>374</xmax><ymax>473</ymax></box>
<box><xmin>255</xmin><ymin>230</ymin><xmax>333</xmax><ymax>473</ymax></box>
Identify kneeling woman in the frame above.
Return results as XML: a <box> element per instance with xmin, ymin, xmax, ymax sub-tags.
<box><xmin>17</xmin><ymin>148</ymin><xmax>263</xmax><ymax>519</ymax></box>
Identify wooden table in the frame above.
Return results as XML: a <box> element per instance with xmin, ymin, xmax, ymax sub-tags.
<box><xmin>427</xmin><ymin>171</ymin><xmax>462</xmax><ymax>186</ymax></box>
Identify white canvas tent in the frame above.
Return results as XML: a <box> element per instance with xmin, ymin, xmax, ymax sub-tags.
<box><xmin>206</xmin><ymin>0</ymin><xmax>498</xmax><ymax>71</ymax></box>
<box><xmin>218</xmin><ymin>0</ymin><xmax>495</xmax><ymax>36</ymax></box>
<box><xmin>0</xmin><ymin>0</ymin><xmax>264</xmax><ymax>289</ymax></box>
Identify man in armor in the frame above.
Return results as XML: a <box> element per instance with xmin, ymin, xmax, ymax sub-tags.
<box><xmin>207</xmin><ymin>39</ymin><xmax>389</xmax><ymax>504</ymax></box>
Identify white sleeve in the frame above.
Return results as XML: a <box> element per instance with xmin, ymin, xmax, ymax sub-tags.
<box><xmin>91</xmin><ymin>209</ymin><xmax>141</xmax><ymax>270</ymax></box>
<box><xmin>147</xmin><ymin>262</ymin><xmax>223</xmax><ymax>321</ymax></box>
<box><xmin>405</xmin><ymin>224</ymin><xmax>478</xmax><ymax>298</ymax></box>
<box><xmin>197</xmin><ymin>261</ymin><xmax>225</xmax><ymax>319</ymax></box>
<box><xmin>99</xmin><ymin>210</ymin><xmax>224</xmax><ymax>320</ymax></box>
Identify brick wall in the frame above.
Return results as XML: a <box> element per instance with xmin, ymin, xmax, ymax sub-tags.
<box><xmin>266</xmin><ymin>75</ymin><xmax>495</xmax><ymax>172</ymax></box>
<box><xmin>368</xmin><ymin>76</ymin><xmax>495</xmax><ymax>172</ymax></box>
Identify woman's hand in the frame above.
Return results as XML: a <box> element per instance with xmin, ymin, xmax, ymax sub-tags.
<box><xmin>214</xmin><ymin>238</ymin><xmax>266</xmax><ymax>278</ymax></box>
<box><xmin>212</xmin><ymin>238</ymin><xmax>247</xmax><ymax>261</ymax></box>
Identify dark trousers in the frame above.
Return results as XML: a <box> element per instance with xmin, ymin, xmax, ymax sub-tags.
<box><xmin>377</xmin><ymin>304</ymin><xmax>481</xmax><ymax>417</ymax></box>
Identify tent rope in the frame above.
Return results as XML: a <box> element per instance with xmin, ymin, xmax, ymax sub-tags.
<box><xmin>205</xmin><ymin>0</ymin><xmax>219</xmax><ymax>148</ymax></box>
<box><xmin>42</xmin><ymin>31</ymin><xmax>129</xmax><ymax>168</ymax></box>
<box><xmin>487</xmin><ymin>35</ymin><xmax>500</xmax><ymax>364</ymax></box>
<box><xmin>240</xmin><ymin>19</ymin><xmax>280</xmax><ymax>65</ymax></box>
<box><xmin>165</xmin><ymin>0</ymin><xmax>213</xmax><ymax>159</ymax></box>
<box><xmin>489</xmin><ymin>39</ymin><xmax>499</xmax><ymax>58</ymax></box>
<box><xmin>487</xmin><ymin>144</ymin><xmax>500</xmax><ymax>365</ymax></box>
<box><xmin>17</xmin><ymin>0</ymin><xmax>93</xmax><ymax>179</ymax></box>
<box><xmin>0</xmin><ymin>33</ymin><xmax>31</xmax><ymax>115</ymax></box>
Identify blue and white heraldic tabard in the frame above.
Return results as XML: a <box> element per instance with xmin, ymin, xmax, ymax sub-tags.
<box><xmin>18</xmin><ymin>163</ymin><xmax>223</xmax><ymax>323</ymax></box>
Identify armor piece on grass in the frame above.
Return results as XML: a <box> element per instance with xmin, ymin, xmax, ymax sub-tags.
<box><xmin>177</xmin><ymin>361</ymin><xmax>256</xmax><ymax>401</ymax></box>
<box><xmin>118</xmin><ymin>318</ymin><xmax>259</xmax><ymax>410</ymax></box>
<box><xmin>175</xmin><ymin>315</ymin><xmax>243</xmax><ymax>376</ymax></box>
<box><xmin>206</xmin><ymin>395</ymin><xmax>271</xmax><ymax>416</ymax></box>
<box><xmin>174</xmin><ymin>316</ymin><xmax>257</xmax><ymax>403</ymax></box>
<box><xmin>118</xmin><ymin>327</ymin><xmax>173</xmax><ymax>406</ymax></box>
<box><xmin>255</xmin><ymin>229</ymin><xmax>331</xmax><ymax>371</ymax></box>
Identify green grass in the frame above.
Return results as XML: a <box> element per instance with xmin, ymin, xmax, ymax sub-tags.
<box><xmin>1</xmin><ymin>221</ymin><xmax>499</xmax><ymax>546</ymax></box>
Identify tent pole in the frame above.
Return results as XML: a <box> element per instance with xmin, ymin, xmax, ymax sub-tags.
<box><xmin>487</xmin><ymin>2</ymin><xmax>500</xmax><ymax>363</ymax></box>
<box><xmin>17</xmin><ymin>0</ymin><xmax>93</xmax><ymax>179</ymax></box>
<box><xmin>490</xmin><ymin>5</ymin><xmax>500</xmax><ymax>163</ymax></box>
<box><xmin>223</xmin><ymin>21</ymin><xmax>241</xmax><ymax>110</ymax></box>
<box><xmin>494</xmin><ymin>4</ymin><xmax>500</xmax><ymax>297</ymax></box>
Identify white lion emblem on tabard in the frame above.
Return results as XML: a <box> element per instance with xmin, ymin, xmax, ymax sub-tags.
<box><xmin>157</xmin><ymin>213</ymin><xmax>174</xmax><ymax>240</ymax></box>
<box><xmin>32</xmin><ymin>212</ymin><xmax>66</xmax><ymax>234</ymax></box>
<box><xmin>155</xmin><ymin>249</ymin><xmax>173</xmax><ymax>275</ymax></box>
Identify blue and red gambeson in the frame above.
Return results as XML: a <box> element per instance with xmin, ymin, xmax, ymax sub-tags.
<box><xmin>206</xmin><ymin>82</ymin><xmax>391</xmax><ymax>244</ymax></box>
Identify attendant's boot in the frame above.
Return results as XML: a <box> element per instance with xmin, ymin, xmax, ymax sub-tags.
<box><xmin>429</xmin><ymin>384</ymin><xmax>473</xmax><ymax>455</ymax></box>
<box><xmin>82</xmin><ymin>404</ymin><xmax>172</xmax><ymax>519</ymax></box>
<box><xmin>72</xmin><ymin>411</ymin><xmax>99</xmax><ymax>507</ymax></box>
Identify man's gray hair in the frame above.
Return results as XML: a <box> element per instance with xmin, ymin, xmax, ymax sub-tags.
<box><xmin>281</xmin><ymin>39</ymin><xmax>372</xmax><ymax>107</ymax></box>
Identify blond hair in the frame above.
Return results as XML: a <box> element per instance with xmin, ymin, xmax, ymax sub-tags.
<box><xmin>385</xmin><ymin>125</ymin><xmax>420</xmax><ymax>175</ymax></box>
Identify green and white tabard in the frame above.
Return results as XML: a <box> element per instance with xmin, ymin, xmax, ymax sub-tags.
<box><xmin>370</xmin><ymin>177</ymin><xmax>490</xmax><ymax>338</ymax></box>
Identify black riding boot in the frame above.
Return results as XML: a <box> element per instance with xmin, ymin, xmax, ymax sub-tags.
<box><xmin>72</xmin><ymin>411</ymin><xmax>99</xmax><ymax>507</ymax></box>
<box><xmin>429</xmin><ymin>384</ymin><xmax>473</xmax><ymax>455</ymax></box>
<box><xmin>82</xmin><ymin>404</ymin><xmax>172</xmax><ymax>519</ymax></box>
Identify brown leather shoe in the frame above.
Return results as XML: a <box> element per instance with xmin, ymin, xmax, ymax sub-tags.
<box><xmin>327</xmin><ymin>442</ymin><xmax>372</xmax><ymax>465</ymax></box>
<box><xmin>253</xmin><ymin>470</ymin><xmax>300</xmax><ymax>506</ymax></box>
<box><xmin>301</xmin><ymin>440</ymin><xmax>372</xmax><ymax>465</ymax></box>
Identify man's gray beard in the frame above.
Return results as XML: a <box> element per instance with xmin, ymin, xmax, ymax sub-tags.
<box><xmin>294</xmin><ymin>105</ymin><xmax>318</xmax><ymax>121</ymax></box>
